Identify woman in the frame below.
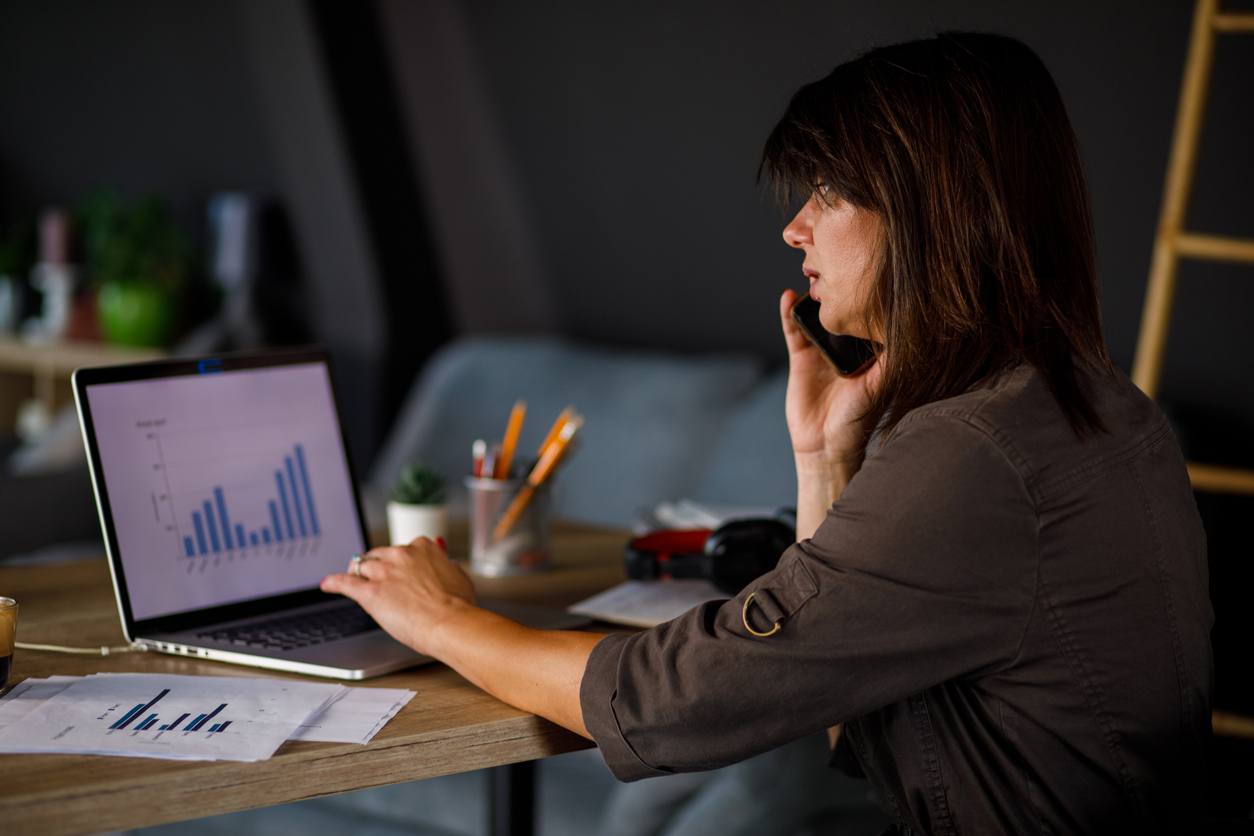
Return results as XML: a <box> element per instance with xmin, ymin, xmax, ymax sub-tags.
<box><xmin>324</xmin><ymin>33</ymin><xmax>1212</xmax><ymax>835</ymax></box>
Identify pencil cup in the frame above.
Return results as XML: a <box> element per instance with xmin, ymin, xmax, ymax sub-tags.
<box><xmin>465</xmin><ymin>477</ymin><xmax>552</xmax><ymax>576</ymax></box>
<box><xmin>0</xmin><ymin>597</ymin><xmax>16</xmax><ymax>692</ymax></box>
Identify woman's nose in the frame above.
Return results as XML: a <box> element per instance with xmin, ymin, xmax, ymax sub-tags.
<box><xmin>782</xmin><ymin>202</ymin><xmax>814</xmax><ymax>249</ymax></box>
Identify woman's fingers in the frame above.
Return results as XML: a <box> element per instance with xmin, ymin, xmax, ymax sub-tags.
<box><xmin>779</xmin><ymin>289</ymin><xmax>814</xmax><ymax>355</ymax></box>
<box><xmin>321</xmin><ymin>572</ymin><xmax>371</xmax><ymax>597</ymax></box>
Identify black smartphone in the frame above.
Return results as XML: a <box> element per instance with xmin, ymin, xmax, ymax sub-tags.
<box><xmin>789</xmin><ymin>293</ymin><xmax>878</xmax><ymax>376</ymax></box>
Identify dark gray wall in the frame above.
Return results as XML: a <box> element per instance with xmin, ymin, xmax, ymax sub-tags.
<box><xmin>0</xmin><ymin>0</ymin><xmax>276</xmax><ymax>241</ymax></box>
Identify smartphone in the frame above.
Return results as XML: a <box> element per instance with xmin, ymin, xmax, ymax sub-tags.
<box><xmin>789</xmin><ymin>293</ymin><xmax>878</xmax><ymax>376</ymax></box>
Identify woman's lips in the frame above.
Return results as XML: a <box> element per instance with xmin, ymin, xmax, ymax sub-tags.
<box><xmin>802</xmin><ymin>267</ymin><xmax>819</xmax><ymax>299</ymax></box>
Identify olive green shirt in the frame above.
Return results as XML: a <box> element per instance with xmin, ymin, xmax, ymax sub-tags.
<box><xmin>581</xmin><ymin>364</ymin><xmax>1212</xmax><ymax>835</ymax></box>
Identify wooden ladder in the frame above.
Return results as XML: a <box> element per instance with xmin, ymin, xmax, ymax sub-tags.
<box><xmin>1132</xmin><ymin>0</ymin><xmax>1254</xmax><ymax>494</ymax></box>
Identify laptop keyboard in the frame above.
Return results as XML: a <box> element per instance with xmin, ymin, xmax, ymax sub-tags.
<box><xmin>196</xmin><ymin>603</ymin><xmax>379</xmax><ymax>651</ymax></box>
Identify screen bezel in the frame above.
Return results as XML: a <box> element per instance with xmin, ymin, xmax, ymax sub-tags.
<box><xmin>73</xmin><ymin>347</ymin><xmax>371</xmax><ymax>639</ymax></box>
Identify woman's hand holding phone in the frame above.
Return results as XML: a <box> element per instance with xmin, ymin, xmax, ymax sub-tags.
<box><xmin>780</xmin><ymin>288</ymin><xmax>882</xmax><ymax>539</ymax></box>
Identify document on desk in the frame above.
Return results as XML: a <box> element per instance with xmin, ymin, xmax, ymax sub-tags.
<box><xmin>0</xmin><ymin>675</ymin><xmax>82</xmax><ymax>732</ymax></box>
<box><xmin>0</xmin><ymin>673</ymin><xmax>346</xmax><ymax>761</ymax></box>
<box><xmin>568</xmin><ymin>579</ymin><xmax>727</xmax><ymax>628</ymax></box>
<box><xmin>0</xmin><ymin>676</ymin><xmax>416</xmax><ymax>751</ymax></box>
<box><xmin>289</xmin><ymin>686</ymin><xmax>415</xmax><ymax>744</ymax></box>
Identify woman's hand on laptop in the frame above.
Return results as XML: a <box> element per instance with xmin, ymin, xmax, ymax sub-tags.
<box><xmin>321</xmin><ymin>541</ymin><xmax>599</xmax><ymax>738</ymax></box>
<box><xmin>321</xmin><ymin>539</ymin><xmax>476</xmax><ymax>658</ymax></box>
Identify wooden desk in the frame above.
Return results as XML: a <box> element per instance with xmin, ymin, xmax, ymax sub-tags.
<box><xmin>0</xmin><ymin>521</ymin><xmax>629</xmax><ymax>836</ymax></box>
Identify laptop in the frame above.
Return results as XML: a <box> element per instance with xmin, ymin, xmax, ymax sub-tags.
<box><xmin>73</xmin><ymin>348</ymin><xmax>585</xmax><ymax>680</ymax></box>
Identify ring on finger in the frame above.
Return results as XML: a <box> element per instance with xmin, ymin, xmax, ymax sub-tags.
<box><xmin>351</xmin><ymin>553</ymin><xmax>380</xmax><ymax>578</ymax></box>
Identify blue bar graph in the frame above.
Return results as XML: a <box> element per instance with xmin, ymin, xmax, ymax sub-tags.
<box><xmin>286</xmin><ymin>457</ymin><xmax>307</xmax><ymax>537</ymax></box>
<box><xmin>296</xmin><ymin>445</ymin><xmax>319</xmax><ymax>536</ymax></box>
<box><xmin>181</xmin><ymin>443</ymin><xmax>321</xmax><ymax>558</ymax></box>
<box><xmin>216</xmin><ymin>721</ymin><xmax>232</xmax><ymax>732</ymax></box>
<box><xmin>276</xmin><ymin>472</ymin><xmax>295</xmax><ymax>539</ymax></box>
<box><xmin>110</xmin><ymin>704</ymin><xmax>145</xmax><ymax>730</ymax></box>
<box><xmin>110</xmin><ymin>689</ymin><xmax>169</xmax><ymax>730</ymax></box>
<box><xmin>138</xmin><ymin>715</ymin><xmax>159</xmax><ymax>731</ymax></box>
<box><xmin>186</xmin><ymin>713</ymin><xmax>207</xmax><ymax>730</ymax></box>
<box><xmin>214</xmin><ymin>487</ymin><xmax>233</xmax><ymax>550</ymax></box>
<box><xmin>203</xmin><ymin>502</ymin><xmax>221</xmax><ymax>552</ymax></box>
<box><xmin>167</xmin><ymin>713</ymin><xmax>189</xmax><ymax>731</ymax></box>
<box><xmin>209</xmin><ymin>723</ymin><xmax>220</xmax><ymax>732</ymax></box>
<box><xmin>189</xmin><ymin>703</ymin><xmax>227</xmax><ymax>732</ymax></box>
<box><xmin>192</xmin><ymin>513</ymin><xmax>208</xmax><ymax>555</ymax></box>
<box><xmin>269</xmin><ymin>501</ymin><xmax>283</xmax><ymax>542</ymax></box>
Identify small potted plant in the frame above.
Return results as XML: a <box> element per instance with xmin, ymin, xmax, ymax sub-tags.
<box><xmin>387</xmin><ymin>461</ymin><xmax>447</xmax><ymax>545</ymax></box>
<box><xmin>79</xmin><ymin>189</ymin><xmax>191</xmax><ymax>348</ymax></box>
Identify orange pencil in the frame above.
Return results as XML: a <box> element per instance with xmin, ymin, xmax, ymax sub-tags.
<box><xmin>536</xmin><ymin>406</ymin><xmax>575</xmax><ymax>458</ymax></box>
<box><xmin>493</xmin><ymin>400</ymin><xmax>527</xmax><ymax>479</ymax></box>
<box><xmin>493</xmin><ymin>416</ymin><xmax>582</xmax><ymax>541</ymax></box>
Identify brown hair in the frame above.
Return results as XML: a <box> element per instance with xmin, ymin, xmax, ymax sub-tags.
<box><xmin>761</xmin><ymin>32</ymin><xmax>1113</xmax><ymax>440</ymax></box>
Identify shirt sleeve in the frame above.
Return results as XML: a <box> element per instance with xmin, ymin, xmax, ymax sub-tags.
<box><xmin>580</xmin><ymin>410</ymin><xmax>1040</xmax><ymax>782</ymax></box>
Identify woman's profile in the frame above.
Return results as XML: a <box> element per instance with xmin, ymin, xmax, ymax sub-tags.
<box><xmin>324</xmin><ymin>32</ymin><xmax>1212</xmax><ymax>835</ymax></box>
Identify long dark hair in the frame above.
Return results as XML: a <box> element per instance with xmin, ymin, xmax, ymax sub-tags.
<box><xmin>761</xmin><ymin>32</ymin><xmax>1113</xmax><ymax>440</ymax></box>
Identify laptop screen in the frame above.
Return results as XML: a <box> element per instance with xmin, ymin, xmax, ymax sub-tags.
<box><xmin>83</xmin><ymin>360</ymin><xmax>367</xmax><ymax>622</ymax></box>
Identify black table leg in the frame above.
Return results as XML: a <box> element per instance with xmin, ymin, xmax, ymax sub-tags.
<box><xmin>489</xmin><ymin>760</ymin><xmax>536</xmax><ymax>836</ymax></box>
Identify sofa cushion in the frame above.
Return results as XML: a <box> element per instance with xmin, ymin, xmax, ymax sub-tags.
<box><xmin>691</xmin><ymin>368</ymin><xmax>796</xmax><ymax>510</ymax></box>
<box><xmin>371</xmin><ymin>337</ymin><xmax>763</xmax><ymax>527</ymax></box>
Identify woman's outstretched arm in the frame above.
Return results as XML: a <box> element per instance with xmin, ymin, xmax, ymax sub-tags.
<box><xmin>321</xmin><ymin>541</ymin><xmax>602</xmax><ymax>738</ymax></box>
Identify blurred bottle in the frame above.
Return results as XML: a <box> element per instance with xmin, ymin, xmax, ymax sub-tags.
<box><xmin>22</xmin><ymin>209</ymin><xmax>77</xmax><ymax>344</ymax></box>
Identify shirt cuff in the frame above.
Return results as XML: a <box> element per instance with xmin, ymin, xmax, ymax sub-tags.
<box><xmin>580</xmin><ymin>631</ymin><xmax>673</xmax><ymax>782</ymax></box>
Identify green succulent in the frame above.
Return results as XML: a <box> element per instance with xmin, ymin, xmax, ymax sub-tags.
<box><xmin>77</xmin><ymin>188</ymin><xmax>191</xmax><ymax>292</ymax></box>
<box><xmin>390</xmin><ymin>462</ymin><xmax>446</xmax><ymax>505</ymax></box>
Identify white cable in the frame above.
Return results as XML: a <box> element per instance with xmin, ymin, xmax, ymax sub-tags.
<box><xmin>14</xmin><ymin>641</ymin><xmax>147</xmax><ymax>656</ymax></box>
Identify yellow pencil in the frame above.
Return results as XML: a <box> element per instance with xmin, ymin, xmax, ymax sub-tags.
<box><xmin>536</xmin><ymin>406</ymin><xmax>575</xmax><ymax>458</ymax></box>
<box><xmin>493</xmin><ymin>416</ymin><xmax>582</xmax><ymax>541</ymax></box>
<box><xmin>493</xmin><ymin>400</ymin><xmax>527</xmax><ymax>479</ymax></box>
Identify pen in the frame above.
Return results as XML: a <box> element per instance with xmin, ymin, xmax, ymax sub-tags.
<box><xmin>472</xmin><ymin>439</ymin><xmax>487</xmax><ymax>478</ymax></box>
<box><xmin>482</xmin><ymin>443</ymin><xmax>500</xmax><ymax>483</ymax></box>
<box><xmin>494</xmin><ymin>400</ymin><xmax>527</xmax><ymax>479</ymax></box>
<box><xmin>493</xmin><ymin>416</ymin><xmax>582</xmax><ymax>541</ymax></box>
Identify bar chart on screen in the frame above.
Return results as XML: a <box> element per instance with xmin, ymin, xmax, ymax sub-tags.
<box><xmin>139</xmin><ymin>420</ymin><xmax>328</xmax><ymax>566</ymax></box>
<box><xmin>168</xmin><ymin>440</ymin><xmax>323</xmax><ymax>562</ymax></box>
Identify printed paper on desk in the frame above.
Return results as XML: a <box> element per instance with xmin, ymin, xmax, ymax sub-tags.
<box><xmin>0</xmin><ymin>673</ymin><xmax>346</xmax><ymax>761</ymax></box>
<box><xmin>290</xmin><ymin>687</ymin><xmax>415</xmax><ymax>744</ymax></box>
<box><xmin>0</xmin><ymin>676</ymin><xmax>81</xmax><ymax>733</ymax></box>
<box><xmin>568</xmin><ymin>579</ymin><xmax>727</xmax><ymax>628</ymax></box>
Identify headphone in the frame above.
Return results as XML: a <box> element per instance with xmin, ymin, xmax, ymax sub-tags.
<box><xmin>623</xmin><ymin>516</ymin><xmax>797</xmax><ymax>595</ymax></box>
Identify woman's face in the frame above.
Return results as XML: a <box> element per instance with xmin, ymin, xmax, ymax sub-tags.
<box><xmin>782</xmin><ymin>189</ymin><xmax>882</xmax><ymax>341</ymax></box>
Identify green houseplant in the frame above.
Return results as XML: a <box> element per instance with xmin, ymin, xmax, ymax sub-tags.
<box><xmin>387</xmin><ymin>461</ymin><xmax>448</xmax><ymax>545</ymax></box>
<box><xmin>79</xmin><ymin>189</ymin><xmax>191</xmax><ymax>347</ymax></box>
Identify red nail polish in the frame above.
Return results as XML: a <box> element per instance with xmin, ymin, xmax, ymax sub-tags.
<box><xmin>436</xmin><ymin>537</ymin><xmax>447</xmax><ymax>551</ymax></box>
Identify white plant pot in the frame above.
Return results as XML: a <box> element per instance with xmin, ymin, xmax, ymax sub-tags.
<box><xmin>386</xmin><ymin>502</ymin><xmax>448</xmax><ymax>546</ymax></box>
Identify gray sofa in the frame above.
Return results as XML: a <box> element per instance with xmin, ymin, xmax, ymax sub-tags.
<box><xmin>366</xmin><ymin>335</ymin><xmax>797</xmax><ymax>528</ymax></box>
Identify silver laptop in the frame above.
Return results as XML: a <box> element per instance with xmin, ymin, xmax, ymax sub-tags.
<box><xmin>73</xmin><ymin>348</ymin><xmax>584</xmax><ymax>680</ymax></box>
